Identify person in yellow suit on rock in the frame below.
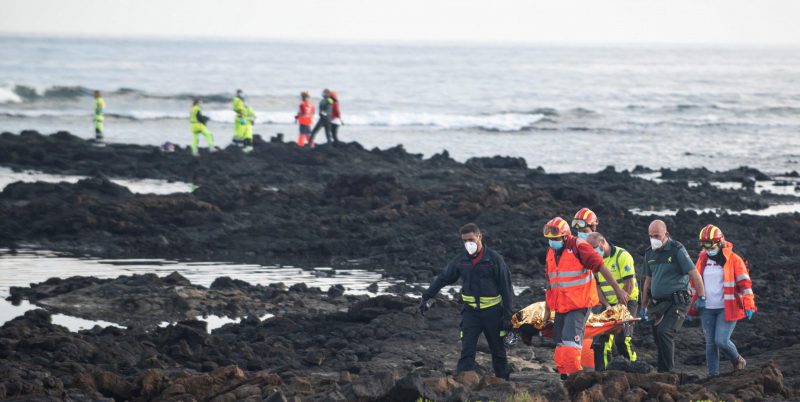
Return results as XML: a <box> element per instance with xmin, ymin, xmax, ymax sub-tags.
<box><xmin>189</xmin><ymin>98</ymin><xmax>215</xmax><ymax>156</ymax></box>
<box><xmin>242</xmin><ymin>104</ymin><xmax>256</xmax><ymax>153</ymax></box>
<box><xmin>93</xmin><ymin>90</ymin><xmax>105</xmax><ymax>141</ymax></box>
<box><xmin>232</xmin><ymin>89</ymin><xmax>247</xmax><ymax>147</ymax></box>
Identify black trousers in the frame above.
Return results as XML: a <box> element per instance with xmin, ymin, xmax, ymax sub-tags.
<box><xmin>310</xmin><ymin>116</ymin><xmax>331</xmax><ymax>144</ymax></box>
<box><xmin>458</xmin><ymin>304</ymin><xmax>509</xmax><ymax>379</ymax></box>
<box><xmin>331</xmin><ymin>123</ymin><xmax>340</xmax><ymax>143</ymax></box>
<box><xmin>649</xmin><ymin>300</ymin><xmax>689</xmax><ymax>372</ymax></box>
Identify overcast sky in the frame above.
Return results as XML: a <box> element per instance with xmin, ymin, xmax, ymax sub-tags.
<box><xmin>2</xmin><ymin>0</ymin><xmax>799</xmax><ymax>45</ymax></box>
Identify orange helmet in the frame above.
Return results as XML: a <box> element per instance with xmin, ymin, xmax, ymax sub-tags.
<box><xmin>543</xmin><ymin>217</ymin><xmax>570</xmax><ymax>238</ymax></box>
<box><xmin>572</xmin><ymin>208</ymin><xmax>598</xmax><ymax>229</ymax></box>
<box><xmin>699</xmin><ymin>224</ymin><xmax>724</xmax><ymax>243</ymax></box>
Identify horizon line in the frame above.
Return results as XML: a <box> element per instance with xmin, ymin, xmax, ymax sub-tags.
<box><xmin>2</xmin><ymin>31</ymin><xmax>799</xmax><ymax>49</ymax></box>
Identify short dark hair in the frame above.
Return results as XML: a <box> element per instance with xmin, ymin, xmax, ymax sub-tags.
<box><xmin>460</xmin><ymin>223</ymin><xmax>481</xmax><ymax>235</ymax></box>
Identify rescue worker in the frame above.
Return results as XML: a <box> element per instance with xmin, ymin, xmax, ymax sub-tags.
<box><xmin>295</xmin><ymin>91</ymin><xmax>315</xmax><ymax>147</ymax></box>
<box><xmin>93</xmin><ymin>90</ymin><xmax>105</xmax><ymax>141</ymax></box>
<box><xmin>586</xmin><ymin>232</ymin><xmax>640</xmax><ymax>370</ymax></box>
<box><xmin>688</xmin><ymin>225</ymin><xmax>756</xmax><ymax>376</ymax></box>
<box><xmin>542</xmin><ymin>217</ymin><xmax>628</xmax><ymax>378</ymax></box>
<box><xmin>232</xmin><ymin>89</ymin><xmax>247</xmax><ymax>147</ymax></box>
<box><xmin>640</xmin><ymin>219</ymin><xmax>706</xmax><ymax>372</ymax></box>
<box><xmin>419</xmin><ymin>223</ymin><xmax>513</xmax><ymax>380</ymax></box>
<box><xmin>329</xmin><ymin>90</ymin><xmax>342</xmax><ymax>144</ymax></box>
<box><xmin>571</xmin><ymin>208</ymin><xmax>598</xmax><ymax>240</ymax></box>
<box><xmin>189</xmin><ymin>98</ymin><xmax>215</xmax><ymax>155</ymax></box>
<box><xmin>242</xmin><ymin>104</ymin><xmax>255</xmax><ymax>153</ymax></box>
<box><xmin>310</xmin><ymin>89</ymin><xmax>333</xmax><ymax>145</ymax></box>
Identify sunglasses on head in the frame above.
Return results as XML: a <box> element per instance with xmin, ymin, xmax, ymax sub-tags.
<box><xmin>571</xmin><ymin>219</ymin><xmax>590</xmax><ymax>229</ymax></box>
<box><xmin>699</xmin><ymin>241</ymin><xmax>718</xmax><ymax>249</ymax></box>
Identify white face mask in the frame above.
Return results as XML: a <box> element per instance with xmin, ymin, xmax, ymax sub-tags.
<box><xmin>465</xmin><ymin>241</ymin><xmax>479</xmax><ymax>255</ymax></box>
<box><xmin>650</xmin><ymin>237</ymin><xmax>663</xmax><ymax>250</ymax></box>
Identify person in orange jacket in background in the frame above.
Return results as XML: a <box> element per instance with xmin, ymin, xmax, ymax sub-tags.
<box><xmin>542</xmin><ymin>217</ymin><xmax>629</xmax><ymax>379</ymax></box>
<box><xmin>688</xmin><ymin>224</ymin><xmax>756</xmax><ymax>376</ymax></box>
<box><xmin>295</xmin><ymin>91</ymin><xmax>315</xmax><ymax>147</ymax></box>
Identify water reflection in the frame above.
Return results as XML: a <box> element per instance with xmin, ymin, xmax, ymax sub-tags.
<box><xmin>0</xmin><ymin>166</ymin><xmax>192</xmax><ymax>195</ymax></box>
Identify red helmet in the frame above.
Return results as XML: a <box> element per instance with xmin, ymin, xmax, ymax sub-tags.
<box><xmin>543</xmin><ymin>217</ymin><xmax>570</xmax><ymax>238</ymax></box>
<box><xmin>699</xmin><ymin>224</ymin><xmax>724</xmax><ymax>244</ymax></box>
<box><xmin>572</xmin><ymin>208</ymin><xmax>598</xmax><ymax>229</ymax></box>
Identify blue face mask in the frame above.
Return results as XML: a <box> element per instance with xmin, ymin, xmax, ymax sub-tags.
<box><xmin>707</xmin><ymin>248</ymin><xmax>720</xmax><ymax>257</ymax></box>
<box><xmin>577</xmin><ymin>232</ymin><xmax>589</xmax><ymax>240</ymax></box>
<box><xmin>549</xmin><ymin>239</ymin><xmax>564</xmax><ymax>250</ymax></box>
<box><xmin>595</xmin><ymin>247</ymin><xmax>604</xmax><ymax>257</ymax></box>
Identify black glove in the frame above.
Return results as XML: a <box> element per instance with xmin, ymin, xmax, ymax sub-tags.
<box><xmin>418</xmin><ymin>298</ymin><xmax>431</xmax><ymax>316</ymax></box>
<box><xmin>502</xmin><ymin>317</ymin><xmax>513</xmax><ymax>333</ymax></box>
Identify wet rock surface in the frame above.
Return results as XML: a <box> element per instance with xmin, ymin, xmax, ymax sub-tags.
<box><xmin>1</xmin><ymin>131</ymin><xmax>799</xmax><ymax>400</ymax></box>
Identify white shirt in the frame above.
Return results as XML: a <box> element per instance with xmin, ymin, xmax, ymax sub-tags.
<box><xmin>703</xmin><ymin>258</ymin><xmax>725</xmax><ymax>309</ymax></box>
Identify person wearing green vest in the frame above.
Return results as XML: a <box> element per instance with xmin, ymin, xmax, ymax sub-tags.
<box><xmin>232</xmin><ymin>89</ymin><xmax>247</xmax><ymax>147</ymax></box>
<box><xmin>189</xmin><ymin>98</ymin><xmax>215</xmax><ymax>156</ymax></box>
<box><xmin>587</xmin><ymin>232</ymin><xmax>640</xmax><ymax>370</ymax></box>
<box><xmin>93</xmin><ymin>90</ymin><xmax>105</xmax><ymax>141</ymax></box>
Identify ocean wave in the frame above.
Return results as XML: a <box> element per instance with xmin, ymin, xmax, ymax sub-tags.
<box><xmin>1</xmin><ymin>84</ymin><xmax>234</xmax><ymax>104</ymax></box>
<box><xmin>0</xmin><ymin>109</ymin><xmax>550</xmax><ymax>131</ymax></box>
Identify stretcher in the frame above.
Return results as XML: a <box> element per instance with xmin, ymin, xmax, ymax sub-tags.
<box><xmin>509</xmin><ymin>301</ymin><xmax>640</xmax><ymax>366</ymax></box>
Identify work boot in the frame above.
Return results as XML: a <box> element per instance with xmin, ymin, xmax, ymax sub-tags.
<box><xmin>733</xmin><ymin>356</ymin><xmax>746</xmax><ymax>371</ymax></box>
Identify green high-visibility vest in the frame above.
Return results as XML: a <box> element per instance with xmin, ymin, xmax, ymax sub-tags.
<box><xmin>597</xmin><ymin>246</ymin><xmax>639</xmax><ymax>303</ymax></box>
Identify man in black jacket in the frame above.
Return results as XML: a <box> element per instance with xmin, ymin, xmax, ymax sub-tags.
<box><xmin>419</xmin><ymin>223</ymin><xmax>513</xmax><ymax>379</ymax></box>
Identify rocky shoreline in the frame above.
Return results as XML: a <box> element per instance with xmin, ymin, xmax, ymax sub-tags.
<box><xmin>1</xmin><ymin>130</ymin><xmax>799</xmax><ymax>400</ymax></box>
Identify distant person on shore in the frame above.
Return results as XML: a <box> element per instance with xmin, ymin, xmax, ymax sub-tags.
<box><xmin>688</xmin><ymin>225</ymin><xmax>756</xmax><ymax>376</ymax></box>
<box><xmin>641</xmin><ymin>219</ymin><xmax>705</xmax><ymax>372</ymax></box>
<box><xmin>242</xmin><ymin>103</ymin><xmax>255</xmax><ymax>153</ymax></box>
<box><xmin>232</xmin><ymin>89</ymin><xmax>247</xmax><ymax>148</ymax></box>
<box><xmin>419</xmin><ymin>223</ymin><xmax>513</xmax><ymax>380</ymax></box>
<box><xmin>309</xmin><ymin>89</ymin><xmax>333</xmax><ymax>146</ymax></box>
<box><xmin>329</xmin><ymin>90</ymin><xmax>343</xmax><ymax>145</ymax></box>
<box><xmin>295</xmin><ymin>91</ymin><xmax>315</xmax><ymax>147</ymax></box>
<box><xmin>189</xmin><ymin>98</ymin><xmax>215</xmax><ymax>156</ymax></box>
<box><xmin>93</xmin><ymin>90</ymin><xmax>105</xmax><ymax>141</ymax></box>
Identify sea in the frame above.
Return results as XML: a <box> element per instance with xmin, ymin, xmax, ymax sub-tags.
<box><xmin>1</xmin><ymin>36</ymin><xmax>800</xmax><ymax>174</ymax></box>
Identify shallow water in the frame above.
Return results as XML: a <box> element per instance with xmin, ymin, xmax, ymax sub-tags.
<box><xmin>0</xmin><ymin>166</ymin><xmax>192</xmax><ymax>195</ymax></box>
<box><xmin>0</xmin><ymin>248</ymin><xmax>396</xmax><ymax>331</ymax></box>
<box><xmin>629</xmin><ymin>173</ymin><xmax>800</xmax><ymax>216</ymax></box>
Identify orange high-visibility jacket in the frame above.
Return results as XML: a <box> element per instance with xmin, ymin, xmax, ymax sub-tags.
<box><xmin>545</xmin><ymin>236</ymin><xmax>600</xmax><ymax>314</ymax></box>
<box><xmin>296</xmin><ymin>101</ymin><xmax>315</xmax><ymax>125</ymax></box>
<box><xmin>688</xmin><ymin>241</ymin><xmax>757</xmax><ymax>321</ymax></box>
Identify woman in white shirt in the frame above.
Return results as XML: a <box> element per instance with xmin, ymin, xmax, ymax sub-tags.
<box><xmin>688</xmin><ymin>225</ymin><xmax>757</xmax><ymax>376</ymax></box>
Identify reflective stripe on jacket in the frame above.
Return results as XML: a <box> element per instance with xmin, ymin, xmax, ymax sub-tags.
<box><xmin>688</xmin><ymin>241</ymin><xmax>756</xmax><ymax>321</ymax></box>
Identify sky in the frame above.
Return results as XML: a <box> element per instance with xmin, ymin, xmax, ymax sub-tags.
<box><xmin>1</xmin><ymin>0</ymin><xmax>799</xmax><ymax>45</ymax></box>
